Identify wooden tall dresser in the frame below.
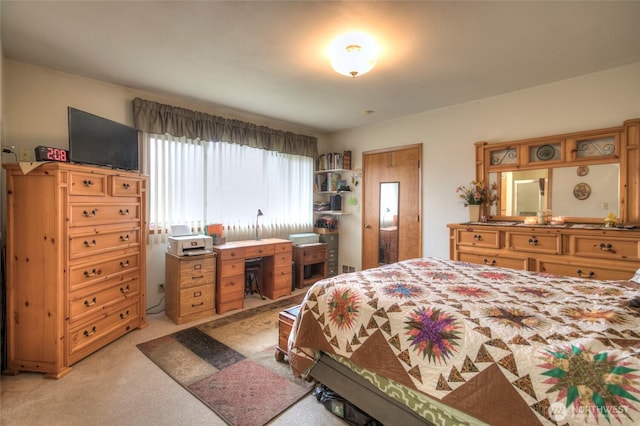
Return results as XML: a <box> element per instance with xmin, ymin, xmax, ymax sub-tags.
<box><xmin>3</xmin><ymin>163</ymin><xmax>147</xmax><ymax>378</ymax></box>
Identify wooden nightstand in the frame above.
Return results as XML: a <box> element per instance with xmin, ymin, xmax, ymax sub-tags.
<box><xmin>275</xmin><ymin>305</ymin><xmax>301</xmax><ymax>362</ymax></box>
<box><xmin>165</xmin><ymin>252</ymin><xmax>216</xmax><ymax>324</ymax></box>
<box><xmin>293</xmin><ymin>243</ymin><xmax>328</xmax><ymax>288</ymax></box>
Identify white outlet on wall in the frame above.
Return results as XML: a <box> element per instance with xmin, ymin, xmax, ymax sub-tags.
<box><xmin>19</xmin><ymin>148</ymin><xmax>31</xmax><ymax>162</ymax></box>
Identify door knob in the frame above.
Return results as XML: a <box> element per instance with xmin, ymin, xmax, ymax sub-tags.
<box><xmin>365</xmin><ymin>224</ymin><xmax>371</xmax><ymax>229</ymax></box>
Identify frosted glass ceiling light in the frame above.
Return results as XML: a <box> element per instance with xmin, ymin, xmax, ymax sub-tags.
<box><xmin>329</xmin><ymin>32</ymin><xmax>379</xmax><ymax>78</ymax></box>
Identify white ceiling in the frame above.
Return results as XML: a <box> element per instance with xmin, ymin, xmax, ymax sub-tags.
<box><xmin>2</xmin><ymin>1</ymin><xmax>639</xmax><ymax>134</ymax></box>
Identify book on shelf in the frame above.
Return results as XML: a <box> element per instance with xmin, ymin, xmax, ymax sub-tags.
<box><xmin>316</xmin><ymin>150</ymin><xmax>352</xmax><ymax>171</ymax></box>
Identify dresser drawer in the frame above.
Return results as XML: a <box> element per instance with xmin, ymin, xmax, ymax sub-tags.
<box><xmin>69</xmin><ymin>171</ymin><xmax>108</xmax><ymax>196</ymax></box>
<box><xmin>69</xmin><ymin>227</ymin><xmax>140</xmax><ymax>259</ymax></box>
<box><xmin>569</xmin><ymin>235</ymin><xmax>640</xmax><ymax>262</ymax></box>
<box><xmin>111</xmin><ymin>176</ymin><xmax>142</xmax><ymax>197</ymax></box>
<box><xmin>67</xmin><ymin>300</ymin><xmax>140</xmax><ymax>364</ymax></box>
<box><xmin>272</xmin><ymin>273</ymin><xmax>292</xmax><ymax>299</ymax></box>
<box><xmin>537</xmin><ymin>260</ymin><xmax>636</xmax><ymax>280</ymax></box>
<box><xmin>220</xmin><ymin>258</ymin><xmax>245</xmax><ymax>278</ymax></box>
<box><xmin>273</xmin><ymin>251</ymin><xmax>292</xmax><ymax>267</ymax></box>
<box><xmin>245</xmin><ymin>244</ymin><xmax>275</xmax><ymax>258</ymax></box>
<box><xmin>179</xmin><ymin>284</ymin><xmax>214</xmax><ymax>316</ymax></box>
<box><xmin>218</xmin><ymin>276</ymin><xmax>244</xmax><ymax>300</ymax></box>
<box><xmin>69</xmin><ymin>203</ymin><xmax>140</xmax><ymax>227</ymax></box>
<box><xmin>178</xmin><ymin>256</ymin><xmax>215</xmax><ymax>288</ymax></box>
<box><xmin>456</xmin><ymin>229</ymin><xmax>500</xmax><ymax>249</ymax></box>
<box><xmin>274</xmin><ymin>242</ymin><xmax>293</xmax><ymax>254</ymax></box>
<box><xmin>69</xmin><ymin>275</ymin><xmax>139</xmax><ymax>324</ymax></box>
<box><xmin>458</xmin><ymin>252</ymin><xmax>529</xmax><ymax>270</ymax></box>
<box><xmin>70</xmin><ymin>253</ymin><xmax>140</xmax><ymax>291</ymax></box>
<box><xmin>506</xmin><ymin>232</ymin><xmax>561</xmax><ymax>255</ymax></box>
<box><xmin>218</xmin><ymin>248</ymin><xmax>245</xmax><ymax>261</ymax></box>
<box><xmin>303</xmin><ymin>247</ymin><xmax>327</xmax><ymax>263</ymax></box>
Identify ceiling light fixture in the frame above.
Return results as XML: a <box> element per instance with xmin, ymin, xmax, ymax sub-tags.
<box><xmin>329</xmin><ymin>32</ymin><xmax>379</xmax><ymax>78</ymax></box>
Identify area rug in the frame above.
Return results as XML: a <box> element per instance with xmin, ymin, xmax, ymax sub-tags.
<box><xmin>137</xmin><ymin>294</ymin><xmax>312</xmax><ymax>426</ymax></box>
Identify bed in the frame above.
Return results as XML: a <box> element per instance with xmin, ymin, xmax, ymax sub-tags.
<box><xmin>288</xmin><ymin>257</ymin><xmax>640</xmax><ymax>426</ymax></box>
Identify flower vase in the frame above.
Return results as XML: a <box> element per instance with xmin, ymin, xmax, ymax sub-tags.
<box><xmin>468</xmin><ymin>205</ymin><xmax>481</xmax><ymax>222</ymax></box>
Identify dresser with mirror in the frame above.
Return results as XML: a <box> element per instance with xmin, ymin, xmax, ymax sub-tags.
<box><xmin>448</xmin><ymin>118</ymin><xmax>640</xmax><ymax>280</ymax></box>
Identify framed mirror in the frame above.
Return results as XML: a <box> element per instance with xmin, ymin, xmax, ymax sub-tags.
<box><xmin>488</xmin><ymin>164</ymin><xmax>619</xmax><ymax>219</ymax></box>
<box><xmin>475</xmin><ymin>119</ymin><xmax>640</xmax><ymax>224</ymax></box>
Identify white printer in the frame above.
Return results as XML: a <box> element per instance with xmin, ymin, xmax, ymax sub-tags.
<box><xmin>167</xmin><ymin>235</ymin><xmax>213</xmax><ymax>256</ymax></box>
<box><xmin>167</xmin><ymin>225</ymin><xmax>213</xmax><ymax>256</ymax></box>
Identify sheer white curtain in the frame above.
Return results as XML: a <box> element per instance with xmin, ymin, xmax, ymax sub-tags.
<box><xmin>146</xmin><ymin>133</ymin><xmax>313</xmax><ymax>243</ymax></box>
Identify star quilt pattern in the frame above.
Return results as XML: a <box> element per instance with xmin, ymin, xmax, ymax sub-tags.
<box><xmin>289</xmin><ymin>257</ymin><xmax>640</xmax><ymax>425</ymax></box>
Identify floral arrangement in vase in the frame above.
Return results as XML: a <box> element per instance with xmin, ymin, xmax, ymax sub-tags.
<box><xmin>456</xmin><ymin>181</ymin><xmax>498</xmax><ymax>222</ymax></box>
<box><xmin>456</xmin><ymin>181</ymin><xmax>498</xmax><ymax>206</ymax></box>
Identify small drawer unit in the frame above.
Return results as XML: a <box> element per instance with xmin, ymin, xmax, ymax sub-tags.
<box><xmin>294</xmin><ymin>243</ymin><xmax>328</xmax><ymax>288</ymax></box>
<box><xmin>262</xmin><ymin>241</ymin><xmax>293</xmax><ymax>300</ymax></box>
<box><xmin>165</xmin><ymin>252</ymin><xmax>216</xmax><ymax>324</ymax></box>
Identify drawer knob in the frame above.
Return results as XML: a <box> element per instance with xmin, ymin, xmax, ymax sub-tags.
<box><xmin>599</xmin><ymin>243</ymin><xmax>614</xmax><ymax>252</ymax></box>
<box><xmin>473</xmin><ymin>234</ymin><xmax>482</xmax><ymax>241</ymax></box>
<box><xmin>483</xmin><ymin>258</ymin><xmax>496</xmax><ymax>266</ymax></box>
<box><xmin>83</xmin><ymin>179</ymin><xmax>94</xmax><ymax>187</ymax></box>
<box><xmin>192</xmin><ymin>301</ymin><xmax>204</xmax><ymax>308</ymax></box>
<box><xmin>576</xmin><ymin>269</ymin><xmax>595</xmax><ymax>278</ymax></box>
<box><xmin>119</xmin><ymin>234</ymin><xmax>130</xmax><ymax>241</ymax></box>
<box><xmin>528</xmin><ymin>238</ymin><xmax>539</xmax><ymax>246</ymax></box>
<box><xmin>84</xmin><ymin>239</ymin><xmax>97</xmax><ymax>247</ymax></box>
<box><xmin>120</xmin><ymin>310</ymin><xmax>130</xmax><ymax>319</ymax></box>
<box><xmin>84</xmin><ymin>268</ymin><xmax>100</xmax><ymax>277</ymax></box>
<box><xmin>120</xmin><ymin>285</ymin><xmax>130</xmax><ymax>294</ymax></box>
<box><xmin>83</xmin><ymin>326</ymin><xmax>97</xmax><ymax>337</ymax></box>
<box><xmin>83</xmin><ymin>297</ymin><xmax>97</xmax><ymax>307</ymax></box>
<box><xmin>120</xmin><ymin>260</ymin><xmax>130</xmax><ymax>268</ymax></box>
<box><xmin>83</xmin><ymin>209</ymin><xmax>98</xmax><ymax>217</ymax></box>
<box><xmin>122</xmin><ymin>183</ymin><xmax>131</xmax><ymax>189</ymax></box>
<box><xmin>119</xmin><ymin>208</ymin><xmax>130</xmax><ymax>216</ymax></box>
<box><xmin>192</xmin><ymin>275</ymin><xmax>204</xmax><ymax>280</ymax></box>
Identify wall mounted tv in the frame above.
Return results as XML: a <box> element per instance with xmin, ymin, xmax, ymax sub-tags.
<box><xmin>68</xmin><ymin>107</ymin><xmax>139</xmax><ymax>171</ymax></box>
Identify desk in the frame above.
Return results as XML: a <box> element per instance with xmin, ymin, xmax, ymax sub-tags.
<box><xmin>212</xmin><ymin>238</ymin><xmax>293</xmax><ymax>314</ymax></box>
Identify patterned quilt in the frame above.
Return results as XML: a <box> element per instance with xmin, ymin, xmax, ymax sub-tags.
<box><xmin>288</xmin><ymin>257</ymin><xmax>640</xmax><ymax>426</ymax></box>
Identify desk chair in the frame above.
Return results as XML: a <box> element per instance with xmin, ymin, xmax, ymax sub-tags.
<box><xmin>244</xmin><ymin>257</ymin><xmax>265</xmax><ymax>300</ymax></box>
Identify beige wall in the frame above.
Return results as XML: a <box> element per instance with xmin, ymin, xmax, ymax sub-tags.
<box><xmin>328</xmin><ymin>62</ymin><xmax>640</xmax><ymax>270</ymax></box>
<box><xmin>2</xmin><ymin>59</ymin><xmax>639</xmax><ymax>307</ymax></box>
<box><xmin>1</xmin><ymin>60</ymin><xmax>328</xmax><ymax>308</ymax></box>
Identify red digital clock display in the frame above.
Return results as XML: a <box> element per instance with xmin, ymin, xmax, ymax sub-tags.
<box><xmin>35</xmin><ymin>146</ymin><xmax>69</xmax><ymax>162</ymax></box>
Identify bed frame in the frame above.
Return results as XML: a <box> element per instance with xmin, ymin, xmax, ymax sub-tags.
<box><xmin>309</xmin><ymin>354</ymin><xmax>430</xmax><ymax>426</ymax></box>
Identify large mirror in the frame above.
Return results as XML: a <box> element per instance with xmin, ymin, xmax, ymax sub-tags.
<box><xmin>488</xmin><ymin>163</ymin><xmax>620</xmax><ymax>219</ymax></box>
<box><xmin>379</xmin><ymin>182</ymin><xmax>399</xmax><ymax>264</ymax></box>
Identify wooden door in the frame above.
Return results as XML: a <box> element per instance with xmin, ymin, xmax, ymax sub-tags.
<box><xmin>362</xmin><ymin>144</ymin><xmax>422</xmax><ymax>270</ymax></box>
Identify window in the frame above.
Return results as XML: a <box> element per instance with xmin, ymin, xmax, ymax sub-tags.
<box><xmin>147</xmin><ymin>134</ymin><xmax>313</xmax><ymax>242</ymax></box>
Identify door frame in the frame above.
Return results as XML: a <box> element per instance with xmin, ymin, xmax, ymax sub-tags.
<box><xmin>361</xmin><ymin>143</ymin><xmax>422</xmax><ymax>269</ymax></box>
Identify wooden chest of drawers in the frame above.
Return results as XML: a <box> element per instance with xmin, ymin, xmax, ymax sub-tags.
<box><xmin>165</xmin><ymin>253</ymin><xmax>216</xmax><ymax>324</ymax></box>
<box><xmin>3</xmin><ymin>163</ymin><xmax>147</xmax><ymax>378</ymax></box>
<box><xmin>449</xmin><ymin>223</ymin><xmax>640</xmax><ymax>280</ymax></box>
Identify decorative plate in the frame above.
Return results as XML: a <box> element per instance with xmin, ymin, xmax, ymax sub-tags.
<box><xmin>573</xmin><ymin>183</ymin><xmax>591</xmax><ymax>200</ymax></box>
<box><xmin>576</xmin><ymin>165</ymin><xmax>589</xmax><ymax>176</ymax></box>
<box><xmin>536</xmin><ymin>145</ymin><xmax>555</xmax><ymax>161</ymax></box>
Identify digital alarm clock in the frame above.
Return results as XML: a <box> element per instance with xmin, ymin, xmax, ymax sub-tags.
<box><xmin>34</xmin><ymin>145</ymin><xmax>69</xmax><ymax>162</ymax></box>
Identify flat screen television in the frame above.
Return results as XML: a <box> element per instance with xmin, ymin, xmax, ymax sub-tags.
<box><xmin>68</xmin><ymin>107</ymin><xmax>139</xmax><ymax>171</ymax></box>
